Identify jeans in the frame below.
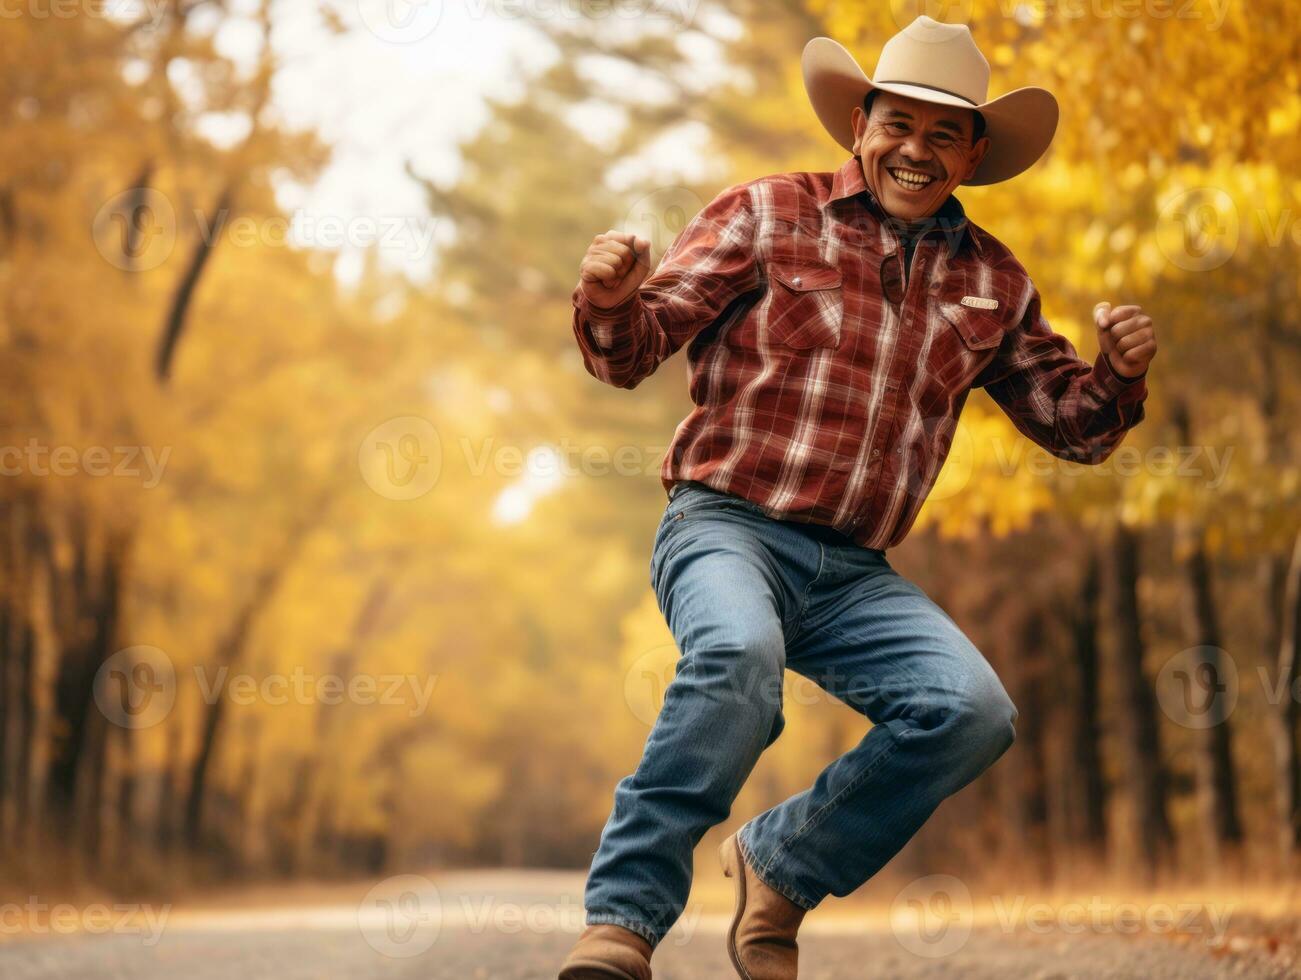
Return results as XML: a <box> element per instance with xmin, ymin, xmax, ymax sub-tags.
<box><xmin>582</xmin><ymin>480</ymin><xmax>1018</xmax><ymax>947</ymax></box>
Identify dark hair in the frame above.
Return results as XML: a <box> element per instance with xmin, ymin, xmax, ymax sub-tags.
<box><xmin>862</xmin><ymin>88</ymin><xmax>986</xmax><ymax>142</ymax></box>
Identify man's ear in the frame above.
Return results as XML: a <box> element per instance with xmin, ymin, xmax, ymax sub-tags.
<box><xmin>963</xmin><ymin>135</ymin><xmax>991</xmax><ymax>181</ymax></box>
<box><xmin>850</xmin><ymin>105</ymin><xmax>867</xmax><ymax>156</ymax></box>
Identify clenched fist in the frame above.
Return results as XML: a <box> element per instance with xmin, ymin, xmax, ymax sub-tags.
<box><xmin>1094</xmin><ymin>302</ymin><xmax>1157</xmax><ymax>379</ymax></box>
<box><xmin>578</xmin><ymin>231</ymin><xmax>652</xmax><ymax>310</ymax></box>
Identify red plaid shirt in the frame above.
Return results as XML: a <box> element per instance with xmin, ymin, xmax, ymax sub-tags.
<box><xmin>572</xmin><ymin>156</ymin><xmax>1148</xmax><ymax>551</ymax></box>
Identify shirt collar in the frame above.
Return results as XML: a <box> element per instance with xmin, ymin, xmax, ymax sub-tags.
<box><xmin>826</xmin><ymin>156</ymin><xmax>984</xmax><ymax>258</ymax></box>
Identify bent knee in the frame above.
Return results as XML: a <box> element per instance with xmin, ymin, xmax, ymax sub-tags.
<box><xmin>953</xmin><ymin>679</ymin><xmax>1017</xmax><ymax>760</ymax></box>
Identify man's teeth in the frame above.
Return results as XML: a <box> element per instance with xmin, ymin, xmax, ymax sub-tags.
<box><xmin>889</xmin><ymin>168</ymin><xmax>934</xmax><ymax>190</ymax></box>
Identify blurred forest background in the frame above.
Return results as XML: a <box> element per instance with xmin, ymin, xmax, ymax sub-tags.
<box><xmin>1</xmin><ymin>0</ymin><xmax>1299</xmax><ymax>905</ymax></box>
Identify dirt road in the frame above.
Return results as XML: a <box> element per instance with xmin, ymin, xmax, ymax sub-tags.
<box><xmin>0</xmin><ymin>870</ymin><xmax>1291</xmax><ymax>979</ymax></box>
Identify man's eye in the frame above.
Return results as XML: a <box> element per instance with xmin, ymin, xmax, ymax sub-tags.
<box><xmin>932</xmin><ymin>134</ymin><xmax>954</xmax><ymax>146</ymax></box>
<box><xmin>887</xmin><ymin>123</ymin><xmax>909</xmax><ymax>133</ymax></box>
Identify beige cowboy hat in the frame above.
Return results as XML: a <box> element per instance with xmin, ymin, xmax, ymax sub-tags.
<box><xmin>803</xmin><ymin>16</ymin><xmax>1058</xmax><ymax>185</ymax></box>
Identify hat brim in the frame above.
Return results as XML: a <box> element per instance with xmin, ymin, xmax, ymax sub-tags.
<box><xmin>802</xmin><ymin>37</ymin><xmax>1058</xmax><ymax>186</ymax></box>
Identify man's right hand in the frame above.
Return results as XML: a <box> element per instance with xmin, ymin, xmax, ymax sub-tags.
<box><xmin>578</xmin><ymin>231</ymin><xmax>652</xmax><ymax>309</ymax></box>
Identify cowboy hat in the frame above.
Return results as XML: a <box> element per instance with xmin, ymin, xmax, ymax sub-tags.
<box><xmin>802</xmin><ymin>16</ymin><xmax>1058</xmax><ymax>185</ymax></box>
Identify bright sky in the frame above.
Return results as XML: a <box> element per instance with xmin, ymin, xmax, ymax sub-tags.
<box><xmin>174</xmin><ymin>0</ymin><xmax>736</xmax><ymax>284</ymax></box>
<box><xmin>268</xmin><ymin>1</ymin><xmax>553</xmax><ymax>282</ymax></box>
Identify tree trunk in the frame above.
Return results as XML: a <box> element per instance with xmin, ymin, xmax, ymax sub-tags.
<box><xmin>1109</xmin><ymin>522</ymin><xmax>1172</xmax><ymax>879</ymax></box>
<box><xmin>1181</xmin><ymin>539</ymin><xmax>1244</xmax><ymax>861</ymax></box>
<box><xmin>46</xmin><ymin>518</ymin><xmax>130</xmax><ymax>855</ymax></box>
<box><xmin>234</xmin><ymin>720</ymin><xmax>263</xmax><ymax>874</ymax></box>
<box><xmin>0</xmin><ymin>612</ymin><xmax>25</xmax><ymax>848</ymax></box>
<box><xmin>156</xmin><ymin>728</ymin><xmax>183</xmax><ymax>858</ymax></box>
<box><xmin>1170</xmin><ymin>400</ymin><xmax>1243</xmax><ymax>869</ymax></box>
<box><xmin>289</xmin><ymin>581</ymin><xmax>391</xmax><ymax>873</ymax></box>
<box><xmin>184</xmin><ymin>683</ymin><xmax>228</xmax><ymax>851</ymax></box>
<box><xmin>183</xmin><ymin>500</ymin><xmax>330</xmax><ymax>848</ymax></box>
<box><xmin>119</xmin><ymin>161</ymin><xmax>156</xmax><ymax>272</ymax></box>
<box><xmin>1016</xmin><ymin>610</ymin><xmax>1051</xmax><ymax>881</ymax></box>
<box><xmin>1272</xmin><ymin>530</ymin><xmax>1301</xmax><ymax>867</ymax></box>
<box><xmin>1257</xmin><ymin>311</ymin><xmax>1301</xmax><ymax>869</ymax></box>
<box><xmin>0</xmin><ymin>497</ymin><xmax>40</xmax><ymax>852</ymax></box>
<box><xmin>1050</xmin><ymin>548</ymin><xmax>1108</xmax><ymax>878</ymax></box>
<box><xmin>114</xmin><ymin>725</ymin><xmax>137</xmax><ymax>883</ymax></box>
<box><xmin>155</xmin><ymin>185</ymin><xmax>233</xmax><ymax>382</ymax></box>
<box><xmin>73</xmin><ymin>704</ymin><xmax>110</xmax><ymax>872</ymax></box>
<box><xmin>22</xmin><ymin>535</ymin><xmax>56</xmax><ymax>855</ymax></box>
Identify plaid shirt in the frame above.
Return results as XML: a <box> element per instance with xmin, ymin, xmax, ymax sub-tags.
<box><xmin>572</xmin><ymin>156</ymin><xmax>1148</xmax><ymax>551</ymax></box>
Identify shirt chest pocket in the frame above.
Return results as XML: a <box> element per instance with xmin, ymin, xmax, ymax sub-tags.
<box><xmin>765</xmin><ymin>261</ymin><xmax>844</xmax><ymax>350</ymax></box>
<box><xmin>934</xmin><ymin>299</ymin><xmax>1007</xmax><ymax>388</ymax></box>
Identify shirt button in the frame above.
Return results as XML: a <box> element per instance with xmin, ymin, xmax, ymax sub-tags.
<box><xmin>792</xmin><ymin>276</ymin><xmax>802</xmax><ymax>286</ymax></box>
<box><xmin>871</xmin><ymin>448</ymin><xmax>881</xmax><ymax>458</ymax></box>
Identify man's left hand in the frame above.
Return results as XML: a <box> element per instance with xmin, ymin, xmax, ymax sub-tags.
<box><xmin>1094</xmin><ymin>302</ymin><xmax>1157</xmax><ymax>379</ymax></box>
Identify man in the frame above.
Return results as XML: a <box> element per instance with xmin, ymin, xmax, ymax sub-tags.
<box><xmin>560</xmin><ymin>17</ymin><xmax>1155</xmax><ymax>980</ymax></box>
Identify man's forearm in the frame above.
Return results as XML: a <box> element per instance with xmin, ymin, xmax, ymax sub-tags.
<box><xmin>1041</xmin><ymin>351</ymin><xmax>1149</xmax><ymax>464</ymax></box>
<box><xmin>571</xmin><ymin>286</ymin><xmax>666</xmax><ymax>389</ymax></box>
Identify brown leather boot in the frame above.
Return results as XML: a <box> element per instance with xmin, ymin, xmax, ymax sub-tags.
<box><xmin>719</xmin><ymin>833</ymin><xmax>807</xmax><ymax>979</ymax></box>
<box><xmin>558</xmin><ymin>923</ymin><xmax>653</xmax><ymax>979</ymax></box>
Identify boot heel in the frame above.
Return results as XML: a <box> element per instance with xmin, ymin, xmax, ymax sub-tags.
<box><xmin>719</xmin><ymin>834</ymin><xmax>749</xmax><ymax>978</ymax></box>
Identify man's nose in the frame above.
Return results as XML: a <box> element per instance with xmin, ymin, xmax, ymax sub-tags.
<box><xmin>899</xmin><ymin>133</ymin><xmax>932</xmax><ymax>163</ymax></box>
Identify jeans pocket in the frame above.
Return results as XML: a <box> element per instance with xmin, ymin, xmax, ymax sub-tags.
<box><xmin>655</xmin><ymin>487</ymin><xmax>767</xmax><ymax>593</ymax></box>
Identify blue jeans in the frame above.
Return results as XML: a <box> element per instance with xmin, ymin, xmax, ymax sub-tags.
<box><xmin>582</xmin><ymin>480</ymin><xmax>1018</xmax><ymax>946</ymax></box>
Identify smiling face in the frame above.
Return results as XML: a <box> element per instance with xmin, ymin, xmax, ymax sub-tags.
<box><xmin>852</xmin><ymin>90</ymin><xmax>990</xmax><ymax>222</ymax></box>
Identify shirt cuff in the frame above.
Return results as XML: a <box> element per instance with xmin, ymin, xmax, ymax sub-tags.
<box><xmin>573</xmin><ymin>286</ymin><xmax>640</xmax><ymax>350</ymax></box>
<box><xmin>1093</xmin><ymin>350</ymin><xmax>1148</xmax><ymax>402</ymax></box>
